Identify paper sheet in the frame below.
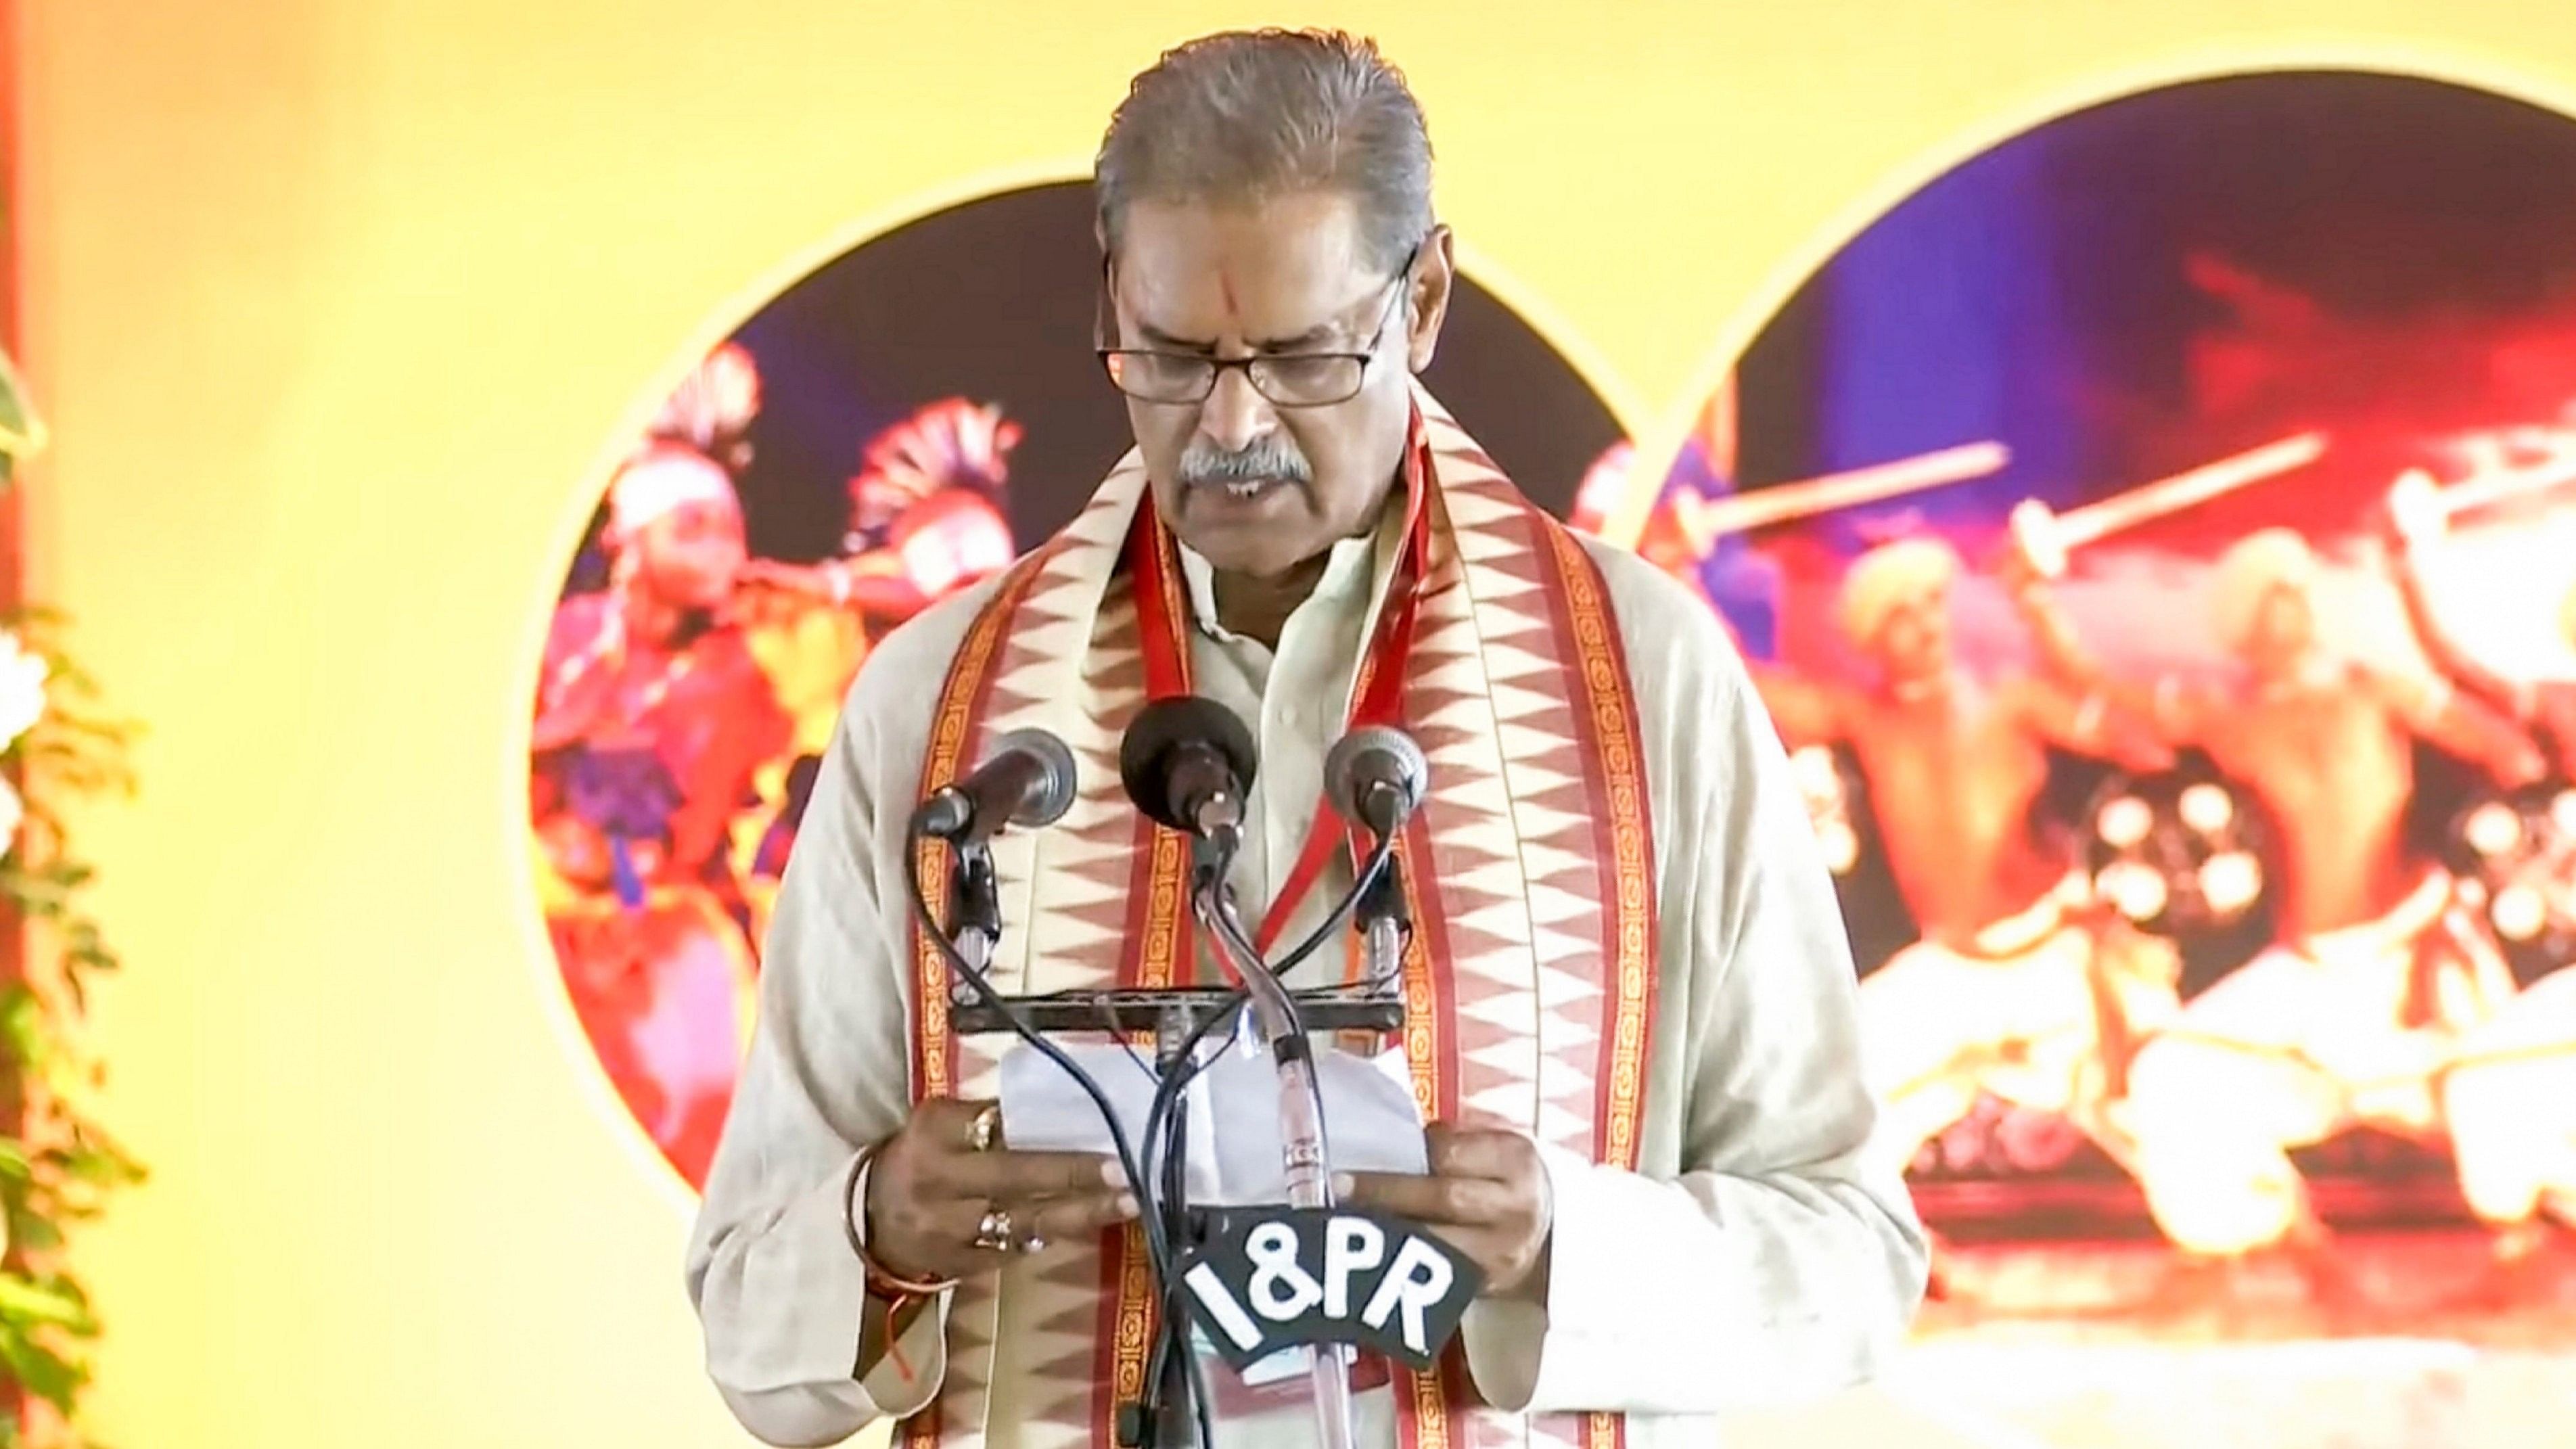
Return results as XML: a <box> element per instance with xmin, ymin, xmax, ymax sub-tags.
<box><xmin>996</xmin><ymin>1035</ymin><xmax>1429</xmax><ymax>1205</ymax></box>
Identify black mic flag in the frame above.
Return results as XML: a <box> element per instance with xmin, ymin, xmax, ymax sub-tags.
<box><xmin>1118</xmin><ymin>696</ymin><xmax>1258</xmax><ymax>843</ymax></box>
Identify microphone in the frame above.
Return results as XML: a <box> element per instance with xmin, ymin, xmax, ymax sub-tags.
<box><xmin>913</xmin><ymin>728</ymin><xmax>1079</xmax><ymax>844</ymax></box>
<box><xmin>1119</xmin><ymin>696</ymin><xmax>1259</xmax><ymax>848</ymax></box>
<box><xmin>1324</xmin><ymin>726</ymin><xmax>1429</xmax><ymax>837</ymax></box>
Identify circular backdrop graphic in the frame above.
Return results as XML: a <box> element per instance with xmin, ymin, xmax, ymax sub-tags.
<box><xmin>526</xmin><ymin>181</ymin><xmax>1624</xmax><ymax>1189</ymax></box>
<box><xmin>1611</xmin><ymin>72</ymin><xmax>2576</xmax><ymax>1349</ymax></box>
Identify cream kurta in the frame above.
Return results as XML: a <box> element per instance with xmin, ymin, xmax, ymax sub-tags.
<box><xmin>687</xmin><ymin>507</ymin><xmax>1927</xmax><ymax>1447</ymax></box>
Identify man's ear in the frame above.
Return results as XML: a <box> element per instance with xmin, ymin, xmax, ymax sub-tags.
<box><xmin>1405</xmin><ymin>225</ymin><xmax>1457</xmax><ymax>374</ymax></box>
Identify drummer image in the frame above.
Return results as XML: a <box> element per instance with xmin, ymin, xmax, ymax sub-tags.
<box><xmin>1743</xmin><ymin>532</ymin><xmax>2183</xmax><ymax>1245</ymax></box>
<box><xmin>2024</xmin><ymin>524</ymin><xmax>2544</xmax><ymax>1287</ymax></box>
<box><xmin>2385</xmin><ymin>472</ymin><xmax>2576</xmax><ymax>1274</ymax></box>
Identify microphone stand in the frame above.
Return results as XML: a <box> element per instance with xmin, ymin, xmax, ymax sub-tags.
<box><xmin>1356</xmin><ymin>846</ymin><xmax>1410</xmax><ymax>988</ymax></box>
<box><xmin>944</xmin><ymin>843</ymin><xmax>1001</xmax><ymax>1009</ymax></box>
<box><xmin>1191</xmin><ymin>867</ymin><xmax>1360</xmax><ymax>1449</ymax></box>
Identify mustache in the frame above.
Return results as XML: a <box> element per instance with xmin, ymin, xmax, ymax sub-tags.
<box><xmin>1176</xmin><ymin>437</ymin><xmax>1313</xmax><ymax>488</ymax></box>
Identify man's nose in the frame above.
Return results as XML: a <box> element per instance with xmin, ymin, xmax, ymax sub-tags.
<box><xmin>1197</xmin><ymin>366</ymin><xmax>1276</xmax><ymax>453</ymax></box>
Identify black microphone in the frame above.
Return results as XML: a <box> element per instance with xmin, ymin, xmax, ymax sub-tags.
<box><xmin>913</xmin><ymin>728</ymin><xmax>1078</xmax><ymax>844</ymax></box>
<box><xmin>1118</xmin><ymin>696</ymin><xmax>1258</xmax><ymax>848</ymax></box>
<box><xmin>1324</xmin><ymin>725</ymin><xmax>1429</xmax><ymax>837</ymax></box>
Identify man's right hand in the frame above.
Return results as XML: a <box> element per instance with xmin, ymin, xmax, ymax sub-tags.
<box><xmin>862</xmin><ymin>1097</ymin><xmax>1138</xmax><ymax>1283</ymax></box>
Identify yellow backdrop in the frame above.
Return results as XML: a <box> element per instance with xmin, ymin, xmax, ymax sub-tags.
<box><xmin>14</xmin><ymin>3</ymin><xmax>2576</xmax><ymax>1446</ymax></box>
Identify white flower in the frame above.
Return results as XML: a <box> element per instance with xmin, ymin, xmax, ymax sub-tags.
<box><xmin>0</xmin><ymin>631</ymin><xmax>48</xmax><ymax>750</ymax></box>
<box><xmin>0</xmin><ymin>776</ymin><xmax>21</xmax><ymax>858</ymax></box>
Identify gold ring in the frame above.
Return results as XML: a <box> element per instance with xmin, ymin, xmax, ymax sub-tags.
<box><xmin>967</xmin><ymin>1103</ymin><xmax>1002</xmax><ymax>1153</ymax></box>
<box><xmin>972</xmin><ymin>1207</ymin><xmax>1013</xmax><ymax>1253</ymax></box>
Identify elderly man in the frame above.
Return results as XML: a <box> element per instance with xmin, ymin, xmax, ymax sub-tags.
<box><xmin>2026</xmin><ymin>526</ymin><xmax>2542</xmax><ymax>1279</ymax></box>
<box><xmin>688</xmin><ymin>30</ymin><xmax>1924</xmax><ymax>1449</ymax></box>
<box><xmin>1747</xmin><ymin>538</ymin><xmax>2181</xmax><ymax>1222</ymax></box>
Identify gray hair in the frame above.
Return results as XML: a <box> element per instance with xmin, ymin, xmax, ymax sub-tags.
<box><xmin>1095</xmin><ymin>30</ymin><xmax>1433</xmax><ymax>275</ymax></box>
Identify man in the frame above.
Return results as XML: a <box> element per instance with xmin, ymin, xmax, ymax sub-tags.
<box><xmin>2025</xmin><ymin>526</ymin><xmax>2542</xmax><ymax>1275</ymax></box>
<box><xmin>1744</xmin><ymin>537</ymin><xmax>2182</xmax><ymax>1218</ymax></box>
<box><xmin>687</xmin><ymin>30</ymin><xmax>1923</xmax><ymax>1449</ymax></box>
<box><xmin>532</xmin><ymin>444</ymin><xmax>792</xmax><ymax>1184</ymax></box>
<box><xmin>2385</xmin><ymin>495</ymin><xmax>2576</xmax><ymax>1272</ymax></box>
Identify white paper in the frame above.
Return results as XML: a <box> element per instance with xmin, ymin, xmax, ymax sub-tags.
<box><xmin>996</xmin><ymin>1036</ymin><xmax>1429</xmax><ymax>1205</ymax></box>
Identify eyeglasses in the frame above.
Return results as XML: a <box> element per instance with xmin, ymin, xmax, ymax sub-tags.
<box><xmin>1096</xmin><ymin>246</ymin><xmax>1421</xmax><ymax>408</ymax></box>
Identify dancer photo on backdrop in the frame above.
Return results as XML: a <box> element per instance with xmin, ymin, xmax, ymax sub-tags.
<box><xmin>1613</xmin><ymin>71</ymin><xmax>2576</xmax><ymax>1352</ymax></box>
<box><xmin>529</xmin><ymin>344</ymin><xmax>1021</xmax><ymax>1184</ymax></box>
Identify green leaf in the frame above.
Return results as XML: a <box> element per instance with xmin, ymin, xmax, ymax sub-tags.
<box><xmin>39</xmin><ymin>1145</ymin><xmax>138</xmax><ymax>1189</ymax></box>
<box><xmin>71</xmin><ymin>1126</ymin><xmax>141</xmax><ymax>1182</ymax></box>
<box><xmin>0</xmin><ymin>1275</ymin><xmax>99</xmax><ymax>1335</ymax></box>
<box><xmin>0</xmin><ymin>1316</ymin><xmax>89</xmax><ymax>1410</ymax></box>
<box><xmin>3</xmin><ymin>603</ymin><xmax>70</xmax><ymax>630</ymax></box>
<box><xmin>9</xmin><ymin>1207</ymin><xmax>63</xmax><ymax>1256</ymax></box>
<box><xmin>37</xmin><ymin>861</ymin><xmax>93</xmax><ymax>892</ymax></box>
<box><xmin>0</xmin><ymin>1138</ymin><xmax>26</xmax><ymax>1179</ymax></box>
<box><xmin>27</xmin><ymin>1273</ymin><xmax>90</xmax><ymax>1314</ymax></box>
<box><xmin>0</xmin><ymin>985</ymin><xmax>42</xmax><ymax>1065</ymax></box>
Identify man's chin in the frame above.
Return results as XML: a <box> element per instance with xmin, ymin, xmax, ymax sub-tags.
<box><xmin>1165</xmin><ymin>512</ymin><xmax>1320</xmax><ymax>578</ymax></box>
<box><xmin>1180</xmin><ymin>536</ymin><xmax>1306</xmax><ymax>580</ymax></box>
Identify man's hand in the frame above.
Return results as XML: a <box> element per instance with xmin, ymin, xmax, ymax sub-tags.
<box><xmin>1339</xmin><ymin>1124</ymin><xmax>1554</xmax><ymax>1302</ymax></box>
<box><xmin>864</xmin><ymin>1097</ymin><xmax>1137</xmax><ymax>1283</ymax></box>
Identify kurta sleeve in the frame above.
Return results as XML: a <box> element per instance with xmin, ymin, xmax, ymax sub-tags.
<box><xmin>1462</xmin><ymin>566</ymin><xmax>1929</xmax><ymax>1414</ymax></box>
<box><xmin>685</xmin><ymin>655</ymin><xmax>948</xmax><ymax>1446</ymax></box>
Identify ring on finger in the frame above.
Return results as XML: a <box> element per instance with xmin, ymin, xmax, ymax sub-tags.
<box><xmin>966</xmin><ymin>1103</ymin><xmax>1003</xmax><ymax>1154</ymax></box>
<box><xmin>971</xmin><ymin>1206</ymin><xmax>1013</xmax><ymax>1253</ymax></box>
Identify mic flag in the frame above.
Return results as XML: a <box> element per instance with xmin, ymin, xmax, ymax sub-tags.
<box><xmin>1174</xmin><ymin>1205</ymin><xmax>1483</xmax><ymax>1373</ymax></box>
<box><xmin>1118</xmin><ymin>696</ymin><xmax>1259</xmax><ymax>840</ymax></box>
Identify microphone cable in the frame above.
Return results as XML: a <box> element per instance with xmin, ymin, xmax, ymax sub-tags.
<box><xmin>1130</xmin><ymin>827</ymin><xmax>1400</xmax><ymax>1435</ymax></box>
<box><xmin>905</xmin><ymin>811</ymin><xmax>1399</xmax><ymax>1444</ymax></box>
<box><xmin>1140</xmin><ymin>826</ymin><xmax>1398</xmax><ymax>1182</ymax></box>
<box><xmin>901</xmin><ymin>828</ymin><xmax>1216</xmax><ymax>1446</ymax></box>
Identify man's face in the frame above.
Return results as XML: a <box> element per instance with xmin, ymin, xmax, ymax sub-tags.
<box><xmin>631</xmin><ymin>497</ymin><xmax>747</xmax><ymax>611</ymax></box>
<box><xmin>1107</xmin><ymin>193</ymin><xmax>1452</xmax><ymax>579</ymax></box>
<box><xmin>1873</xmin><ymin>586</ymin><xmax>1954</xmax><ymax>685</ymax></box>
<box><xmin>2241</xmin><ymin>581</ymin><xmax>2316</xmax><ymax>669</ymax></box>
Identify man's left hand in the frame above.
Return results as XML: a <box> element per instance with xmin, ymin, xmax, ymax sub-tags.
<box><xmin>1338</xmin><ymin>1124</ymin><xmax>1552</xmax><ymax>1302</ymax></box>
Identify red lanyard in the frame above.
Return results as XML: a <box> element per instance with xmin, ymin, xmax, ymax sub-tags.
<box><xmin>1123</xmin><ymin>411</ymin><xmax>1436</xmax><ymax>972</ymax></box>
